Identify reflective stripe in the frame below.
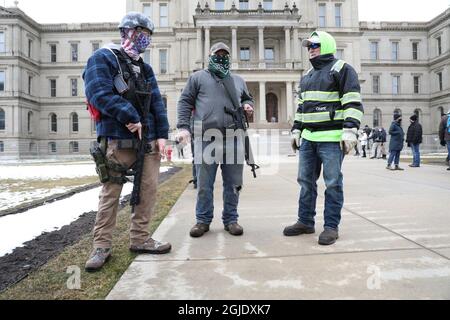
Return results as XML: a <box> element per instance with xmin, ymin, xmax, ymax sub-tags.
<box><xmin>297</xmin><ymin>98</ymin><xmax>304</xmax><ymax>105</ymax></box>
<box><xmin>344</xmin><ymin>108</ymin><xmax>364</xmax><ymax>121</ymax></box>
<box><xmin>301</xmin><ymin>129</ymin><xmax>343</xmax><ymax>142</ymax></box>
<box><xmin>341</xmin><ymin>92</ymin><xmax>362</xmax><ymax>105</ymax></box>
<box><xmin>331</xmin><ymin>60</ymin><xmax>346</xmax><ymax>73</ymax></box>
<box><xmin>295</xmin><ymin>113</ymin><xmax>303</xmax><ymax>122</ymax></box>
<box><xmin>301</xmin><ymin>91</ymin><xmax>340</xmax><ymax>102</ymax></box>
<box><xmin>301</xmin><ymin>110</ymin><xmax>344</xmax><ymax>123</ymax></box>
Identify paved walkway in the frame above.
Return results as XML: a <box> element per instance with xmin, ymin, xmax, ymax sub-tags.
<box><xmin>108</xmin><ymin>156</ymin><xmax>450</xmax><ymax>300</ymax></box>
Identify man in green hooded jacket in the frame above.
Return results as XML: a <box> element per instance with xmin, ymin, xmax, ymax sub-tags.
<box><xmin>284</xmin><ymin>31</ymin><xmax>364</xmax><ymax>245</ymax></box>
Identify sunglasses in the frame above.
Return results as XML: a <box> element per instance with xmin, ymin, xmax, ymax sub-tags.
<box><xmin>308</xmin><ymin>43</ymin><xmax>321</xmax><ymax>50</ymax></box>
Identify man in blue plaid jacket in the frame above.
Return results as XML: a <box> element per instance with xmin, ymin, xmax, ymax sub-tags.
<box><xmin>83</xmin><ymin>12</ymin><xmax>171</xmax><ymax>272</ymax></box>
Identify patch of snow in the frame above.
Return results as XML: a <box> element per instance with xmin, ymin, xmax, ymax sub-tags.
<box><xmin>0</xmin><ymin>163</ymin><xmax>97</xmax><ymax>180</ymax></box>
<box><xmin>0</xmin><ymin>187</ymin><xmax>72</xmax><ymax>211</ymax></box>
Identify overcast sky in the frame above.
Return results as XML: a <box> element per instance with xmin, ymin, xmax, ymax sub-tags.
<box><xmin>2</xmin><ymin>0</ymin><xmax>449</xmax><ymax>23</ymax></box>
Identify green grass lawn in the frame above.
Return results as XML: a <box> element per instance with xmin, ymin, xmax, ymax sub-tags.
<box><xmin>0</xmin><ymin>165</ymin><xmax>191</xmax><ymax>300</ymax></box>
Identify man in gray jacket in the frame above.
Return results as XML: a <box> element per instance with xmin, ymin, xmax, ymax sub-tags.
<box><xmin>177</xmin><ymin>42</ymin><xmax>254</xmax><ymax>238</ymax></box>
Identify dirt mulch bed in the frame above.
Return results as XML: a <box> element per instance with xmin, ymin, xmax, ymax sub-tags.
<box><xmin>0</xmin><ymin>167</ymin><xmax>182</xmax><ymax>293</ymax></box>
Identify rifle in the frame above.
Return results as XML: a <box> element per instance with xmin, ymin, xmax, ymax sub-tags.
<box><xmin>222</xmin><ymin>76</ymin><xmax>260</xmax><ymax>178</ymax></box>
<box><xmin>129</xmin><ymin>81</ymin><xmax>152</xmax><ymax>213</ymax></box>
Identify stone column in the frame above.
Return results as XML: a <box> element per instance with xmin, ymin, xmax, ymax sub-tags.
<box><xmin>286</xmin><ymin>81</ymin><xmax>294</xmax><ymax>122</ymax></box>
<box><xmin>285</xmin><ymin>27</ymin><xmax>291</xmax><ymax>69</ymax></box>
<box><xmin>258</xmin><ymin>26</ymin><xmax>266</xmax><ymax>69</ymax></box>
<box><xmin>231</xmin><ymin>27</ymin><xmax>238</xmax><ymax>69</ymax></box>
<box><xmin>259</xmin><ymin>81</ymin><xmax>267</xmax><ymax>123</ymax></box>
<box><xmin>204</xmin><ymin>27</ymin><xmax>210</xmax><ymax>65</ymax></box>
<box><xmin>293</xmin><ymin>27</ymin><xmax>301</xmax><ymax>69</ymax></box>
<box><xmin>196</xmin><ymin>28</ymin><xmax>203</xmax><ymax>69</ymax></box>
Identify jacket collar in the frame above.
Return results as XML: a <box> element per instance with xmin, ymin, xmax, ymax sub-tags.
<box><xmin>310</xmin><ymin>54</ymin><xmax>335</xmax><ymax>70</ymax></box>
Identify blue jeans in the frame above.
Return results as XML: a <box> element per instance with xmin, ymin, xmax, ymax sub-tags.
<box><xmin>194</xmin><ymin>138</ymin><xmax>244</xmax><ymax>226</ymax></box>
<box><xmin>411</xmin><ymin>144</ymin><xmax>420</xmax><ymax>166</ymax></box>
<box><xmin>297</xmin><ymin>140</ymin><xmax>344</xmax><ymax>230</ymax></box>
<box><xmin>387</xmin><ymin>150</ymin><xmax>401</xmax><ymax>166</ymax></box>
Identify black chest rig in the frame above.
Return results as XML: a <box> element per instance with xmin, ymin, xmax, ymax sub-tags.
<box><xmin>111</xmin><ymin>48</ymin><xmax>151</xmax><ymax>117</ymax></box>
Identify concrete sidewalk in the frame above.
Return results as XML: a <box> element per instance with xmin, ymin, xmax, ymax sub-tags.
<box><xmin>108</xmin><ymin>156</ymin><xmax>450</xmax><ymax>300</ymax></box>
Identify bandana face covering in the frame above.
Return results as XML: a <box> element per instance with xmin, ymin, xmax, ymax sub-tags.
<box><xmin>208</xmin><ymin>54</ymin><xmax>230</xmax><ymax>79</ymax></box>
<box><xmin>121</xmin><ymin>28</ymin><xmax>151</xmax><ymax>60</ymax></box>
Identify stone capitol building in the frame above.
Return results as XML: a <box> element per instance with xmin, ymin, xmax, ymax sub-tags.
<box><xmin>0</xmin><ymin>0</ymin><xmax>448</xmax><ymax>158</ymax></box>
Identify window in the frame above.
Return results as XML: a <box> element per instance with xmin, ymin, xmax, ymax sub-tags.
<box><xmin>71</xmin><ymin>79</ymin><xmax>78</xmax><ymax>96</ymax></box>
<box><xmin>0</xmin><ymin>141</ymin><xmax>3</xmax><ymax>152</ymax></box>
<box><xmin>437</xmin><ymin>37</ymin><xmax>442</xmax><ymax>55</ymax></box>
<box><xmin>71</xmin><ymin>43</ymin><xmax>78</xmax><ymax>62</ymax></box>
<box><xmin>318</xmin><ymin>4</ymin><xmax>326</xmax><ymax>27</ymax></box>
<box><xmin>216</xmin><ymin>0</ymin><xmax>225</xmax><ymax>10</ymax></box>
<box><xmin>50</xmin><ymin>44</ymin><xmax>57</xmax><ymax>62</ymax></box>
<box><xmin>263</xmin><ymin>0</ymin><xmax>273</xmax><ymax>10</ymax></box>
<box><xmin>27</xmin><ymin>111</ymin><xmax>33</xmax><ymax>133</ymax></box>
<box><xmin>265</xmin><ymin>47</ymin><xmax>274</xmax><ymax>61</ymax></box>
<box><xmin>372</xmin><ymin>75</ymin><xmax>380</xmax><ymax>94</ymax></box>
<box><xmin>0</xmin><ymin>108</ymin><xmax>5</xmax><ymax>130</ymax></box>
<box><xmin>69</xmin><ymin>141</ymin><xmax>79</xmax><ymax>153</ymax></box>
<box><xmin>71</xmin><ymin>113</ymin><xmax>79</xmax><ymax>133</ymax></box>
<box><xmin>29</xmin><ymin>142</ymin><xmax>36</xmax><ymax>153</ymax></box>
<box><xmin>335</xmin><ymin>4</ymin><xmax>342</xmax><ymax>27</ymax></box>
<box><xmin>239</xmin><ymin>0</ymin><xmax>249</xmax><ymax>10</ymax></box>
<box><xmin>336</xmin><ymin>49</ymin><xmax>344</xmax><ymax>60</ymax></box>
<box><xmin>392</xmin><ymin>42</ymin><xmax>399</xmax><ymax>61</ymax></box>
<box><xmin>373</xmin><ymin>109</ymin><xmax>382</xmax><ymax>128</ymax></box>
<box><xmin>413</xmin><ymin>76</ymin><xmax>420</xmax><ymax>94</ymax></box>
<box><xmin>437</xmin><ymin>72</ymin><xmax>443</xmax><ymax>91</ymax></box>
<box><xmin>159</xmin><ymin>3</ymin><xmax>168</xmax><ymax>27</ymax></box>
<box><xmin>143</xmin><ymin>3</ymin><xmax>152</xmax><ymax>17</ymax></box>
<box><xmin>240</xmin><ymin>47</ymin><xmax>250</xmax><ymax>61</ymax></box>
<box><xmin>50</xmin><ymin>113</ymin><xmax>57</xmax><ymax>133</ymax></box>
<box><xmin>412</xmin><ymin>42</ymin><xmax>418</xmax><ymax>60</ymax></box>
<box><xmin>370</xmin><ymin>42</ymin><xmax>378</xmax><ymax>60</ymax></box>
<box><xmin>50</xmin><ymin>79</ymin><xmax>56</xmax><ymax>97</ymax></box>
<box><xmin>0</xmin><ymin>32</ymin><xmax>5</xmax><ymax>53</ymax></box>
<box><xmin>28</xmin><ymin>39</ymin><xmax>32</xmax><ymax>58</ymax></box>
<box><xmin>392</xmin><ymin>76</ymin><xmax>400</xmax><ymax>95</ymax></box>
<box><xmin>144</xmin><ymin>50</ymin><xmax>151</xmax><ymax>64</ymax></box>
<box><xmin>48</xmin><ymin>142</ymin><xmax>56</xmax><ymax>153</ymax></box>
<box><xmin>0</xmin><ymin>71</ymin><xmax>5</xmax><ymax>91</ymax></box>
<box><xmin>159</xmin><ymin>49</ymin><xmax>168</xmax><ymax>74</ymax></box>
<box><xmin>92</xmin><ymin>42</ymin><xmax>100</xmax><ymax>53</ymax></box>
<box><xmin>28</xmin><ymin>76</ymin><xmax>32</xmax><ymax>95</ymax></box>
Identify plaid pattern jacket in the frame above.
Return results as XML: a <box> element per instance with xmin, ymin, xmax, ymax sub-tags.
<box><xmin>83</xmin><ymin>47</ymin><xmax>169</xmax><ymax>141</ymax></box>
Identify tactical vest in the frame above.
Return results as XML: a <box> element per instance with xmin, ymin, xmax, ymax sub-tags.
<box><xmin>111</xmin><ymin>48</ymin><xmax>150</xmax><ymax>117</ymax></box>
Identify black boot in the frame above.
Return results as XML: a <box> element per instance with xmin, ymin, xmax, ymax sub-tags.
<box><xmin>283</xmin><ymin>222</ymin><xmax>315</xmax><ymax>237</ymax></box>
<box><xmin>318</xmin><ymin>229</ymin><xmax>339</xmax><ymax>246</ymax></box>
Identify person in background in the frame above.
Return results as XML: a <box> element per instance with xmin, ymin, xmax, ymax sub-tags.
<box><xmin>439</xmin><ymin>109</ymin><xmax>450</xmax><ymax>171</ymax></box>
<box><xmin>386</xmin><ymin>114</ymin><xmax>405</xmax><ymax>171</ymax></box>
<box><xmin>406</xmin><ymin>114</ymin><xmax>423</xmax><ymax>168</ymax></box>
<box><xmin>359</xmin><ymin>129</ymin><xmax>368</xmax><ymax>158</ymax></box>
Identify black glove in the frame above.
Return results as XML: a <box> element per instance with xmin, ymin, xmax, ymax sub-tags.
<box><xmin>441</xmin><ymin>140</ymin><xmax>447</xmax><ymax>147</ymax></box>
<box><xmin>407</xmin><ymin>142</ymin><xmax>411</xmax><ymax>148</ymax></box>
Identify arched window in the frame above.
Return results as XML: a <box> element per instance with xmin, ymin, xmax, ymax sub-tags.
<box><xmin>69</xmin><ymin>141</ymin><xmax>79</xmax><ymax>153</ymax></box>
<box><xmin>414</xmin><ymin>108</ymin><xmax>422</xmax><ymax>122</ymax></box>
<box><xmin>49</xmin><ymin>113</ymin><xmax>57</xmax><ymax>132</ymax></box>
<box><xmin>48</xmin><ymin>142</ymin><xmax>56</xmax><ymax>153</ymax></box>
<box><xmin>29</xmin><ymin>142</ymin><xmax>36</xmax><ymax>153</ymax></box>
<box><xmin>27</xmin><ymin>111</ymin><xmax>33</xmax><ymax>133</ymax></box>
<box><xmin>0</xmin><ymin>108</ymin><xmax>5</xmax><ymax>130</ymax></box>
<box><xmin>266</xmin><ymin>93</ymin><xmax>278</xmax><ymax>123</ymax></box>
<box><xmin>71</xmin><ymin>112</ymin><xmax>79</xmax><ymax>133</ymax></box>
<box><xmin>373</xmin><ymin>108</ymin><xmax>382</xmax><ymax>128</ymax></box>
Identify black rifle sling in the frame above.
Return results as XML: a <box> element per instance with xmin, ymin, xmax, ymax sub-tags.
<box><xmin>221</xmin><ymin>76</ymin><xmax>259</xmax><ymax>176</ymax></box>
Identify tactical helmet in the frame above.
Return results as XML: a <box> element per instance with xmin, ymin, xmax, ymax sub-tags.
<box><xmin>118</xmin><ymin>12</ymin><xmax>154</xmax><ymax>34</ymax></box>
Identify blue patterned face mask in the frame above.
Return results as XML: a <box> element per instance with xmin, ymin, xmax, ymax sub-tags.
<box><xmin>134</xmin><ymin>31</ymin><xmax>151</xmax><ymax>53</ymax></box>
